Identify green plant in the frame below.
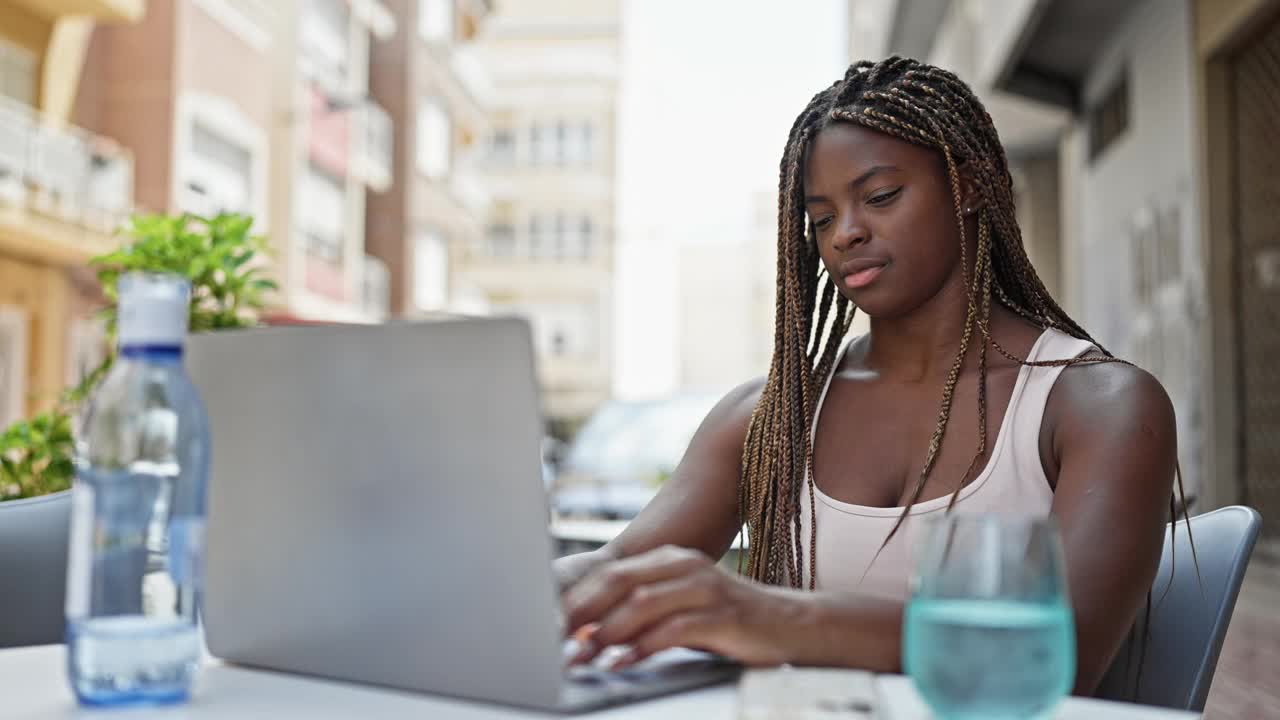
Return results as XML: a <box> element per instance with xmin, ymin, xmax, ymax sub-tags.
<box><xmin>0</xmin><ymin>410</ymin><xmax>76</xmax><ymax>501</ymax></box>
<box><xmin>93</xmin><ymin>212</ymin><xmax>278</xmax><ymax>334</ymax></box>
<box><xmin>0</xmin><ymin>212</ymin><xmax>276</xmax><ymax>501</ymax></box>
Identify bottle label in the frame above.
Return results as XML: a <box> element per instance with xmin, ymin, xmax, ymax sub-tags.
<box><xmin>65</xmin><ymin>483</ymin><xmax>96</xmax><ymax>620</ymax></box>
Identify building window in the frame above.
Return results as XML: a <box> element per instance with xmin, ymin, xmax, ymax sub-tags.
<box><xmin>529</xmin><ymin>124</ymin><xmax>551</xmax><ymax>166</ymax></box>
<box><xmin>554</xmin><ymin>121</ymin><xmax>569</xmax><ymax>166</ymax></box>
<box><xmin>568</xmin><ymin>124</ymin><xmax>591</xmax><ymax>167</ymax></box>
<box><xmin>299</xmin><ymin>164</ymin><xmax>345</xmax><ymax>264</ymax></box>
<box><xmin>536</xmin><ymin>302</ymin><xmax>599</xmax><ymax>358</ymax></box>
<box><xmin>528</xmin><ymin>215</ymin><xmax>548</xmax><ymax>259</ymax></box>
<box><xmin>0</xmin><ymin>308</ymin><xmax>29</xmax><ymax>430</ymax></box>
<box><xmin>578</xmin><ymin>216</ymin><xmax>594</xmax><ymax>260</ymax></box>
<box><xmin>491</xmin><ymin>301</ymin><xmax>598</xmax><ymax>359</ymax></box>
<box><xmin>1088</xmin><ymin>72</ymin><xmax>1129</xmax><ymax>163</ymax></box>
<box><xmin>419</xmin><ymin>0</ymin><xmax>454</xmax><ymax>42</ymax></box>
<box><xmin>578</xmin><ymin>122</ymin><xmax>591</xmax><ymax>165</ymax></box>
<box><xmin>553</xmin><ymin>213</ymin><xmax>568</xmax><ymax>259</ymax></box>
<box><xmin>414</xmin><ymin>229</ymin><xmax>449</xmax><ymax>310</ymax></box>
<box><xmin>488</xmin><ymin>128</ymin><xmax>514</xmax><ymax>167</ymax></box>
<box><xmin>0</xmin><ymin>39</ymin><xmax>35</xmax><ymax>106</ymax></box>
<box><xmin>180</xmin><ymin>122</ymin><xmax>254</xmax><ymax>218</ymax></box>
<box><xmin>416</xmin><ymin>98</ymin><xmax>451</xmax><ymax>179</ymax></box>
<box><xmin>486</xmin><ymin>223</ymin><xmax>515</xmax><ymax>257</ymax></box>
<box><xmin>302</xmin><ymin>0</ymin><xmax>350</xmax><ymax>89</ymax></box>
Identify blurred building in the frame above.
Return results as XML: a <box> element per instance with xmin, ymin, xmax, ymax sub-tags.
<box><xmin>853</xmin><ymin>0</ymin><xmax>1280</xmax><ymax>531</ymax></box>
<box><xmin>277</xmin><ymin>0</ymin><xmax>397</xmax><ymax>323</ymax></box>
<box><xmin>366</xmin><ymin>0</ymin><xmax>493</xmax><ymax>318</ymax></box>
<box><xmin>73</xmin><ymin>0</ymin><xmax>395</xmax><ymax>329</ymax></box>
<box><xmin>0</xmin><ymin>0</ymin><xmax>141</xmax><ymax>423</ymax></box>
<box><xmin>691</xmin><ymin>191</ymin><xmax>873</xmax><ymax>394</ymax></box>
<box><xmin>467</xmin><ymin>0</ymin><xmax>620</xmax><ymax>434</ymax></box>
<box><xmin>749</xmin><ymin>193</ymin><xmax>781</xmax><ymax>381</ymax></box>
<box><xmin>675</xmin><ymin>242</ymin><xmax>755</xmax><ymax>395</ymax></box>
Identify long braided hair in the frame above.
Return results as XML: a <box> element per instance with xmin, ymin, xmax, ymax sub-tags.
<box><xmin>737</xmin><ymin>57</ymin><xmax>1192</xmax><ymax>596</ymax></box>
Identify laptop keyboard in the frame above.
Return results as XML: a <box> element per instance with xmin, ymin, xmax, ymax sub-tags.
<box><xmin>562</xmin><ymin>642</ymin><xmax>634</xmax><ymax>685</ymax></box>
<box><xmin>563</xmin><ymin>645</ymin><xmax>734</xmax><ymax>686</ymax></box>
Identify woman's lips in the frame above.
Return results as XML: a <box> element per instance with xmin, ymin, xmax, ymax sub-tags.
<box><xmin>844</xmin><ymin>264</ymin><xmax>885</xmax><ymax>289</ymax></box>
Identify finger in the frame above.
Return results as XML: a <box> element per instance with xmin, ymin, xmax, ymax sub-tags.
<box><xmin>563</xmin><ymin>546</ymin><xmax>708</xmax><ymax>632</ymax></box>
<box><xmin>613</xmin><ymin>612</ymin><xmax>719</xmax><ymax>669</ymax></box>
<box><xmin>565</xmin><ymin>623</ymin><xmax>601</xmax><ymax>666</ymax></box>
<box><xmin>590</xmin><ymin>573</ymin><xmax>718</xmax><ymax>650</ymax></box>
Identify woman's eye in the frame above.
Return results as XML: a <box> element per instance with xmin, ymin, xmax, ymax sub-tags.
<box><xmin>812</xmin><ymin>216</ymin><xmax>833</xmax><ymax>230</ymax></box>
<box><xmin>868</xmin><ymin>188</ymin><xmax>901</xmax><ymax>206</ymax></box>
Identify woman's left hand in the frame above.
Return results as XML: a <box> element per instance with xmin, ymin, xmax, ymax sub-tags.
<box><xmin>561</xmin><ymin>545</ymin><xmax>802</xmax><ymax>668</ymax></box>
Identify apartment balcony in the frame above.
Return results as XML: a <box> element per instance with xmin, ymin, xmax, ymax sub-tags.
<box><xmin>0</xmin><ymin>95</ymin><xmax>132</xmax><ymax>265</ymax></box>
<box><xmin>452</xmin><ymin>256</ymin><xmax>610</xmax><ymax>301</ymax></box>
<box><xmin>449</xmin><ymin>171</ymin><xmax>490</xmax><ymax>217</ymax></box>
<box><xmin>308</xmin><ymin>85</ymin><xmax>350</xmax><ymax>178</ymax></box>
<box><xmin>361</xmin><ymin>253</ymin><xmax>390</xmax><ymax>321</ymax></box>
<box><xmin>351</xmin><ymin>99</ymin><xmax>392</xmax><ymax>193</ymax></box>
<box><xmin>408</xmin><ymin>174</ymin><xmax>488</xmax><ymax>236</ymax></box>
<box><xmin>450</xmin><ymin>46</ymin><xmax>494</xmax><ymax>110</ymax></box>
<box><xmin>348</xmin><ymin>0</ymin><xmax>395</xmax><ymax>40</ymax></box>
<box><xmin>11</xmin><ymin>0</ymin><xmax>143</xmax><ymax>22</ymax></box>
<box><xmin>416</xmin><ymin>47</ymin><xmax>490</xmax><ymax>149</ymax></box>
<box><xmin>477</xmin><ymin>168</ymin><xmax>614</xmax><ymax>205</ymax></box>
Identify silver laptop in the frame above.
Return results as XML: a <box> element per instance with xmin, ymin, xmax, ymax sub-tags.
<box><xmin>186</xmin><ymin>318</ymin><xmax>738</xmax><ymax>712</ymax></box>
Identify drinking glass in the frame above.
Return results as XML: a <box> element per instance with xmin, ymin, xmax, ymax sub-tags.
<box><xmin>903</xmin><ymin>514</ymin><xmax>1075</xmax><ymax>719</ymax></box>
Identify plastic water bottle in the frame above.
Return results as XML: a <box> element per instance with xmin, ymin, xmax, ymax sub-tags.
<box><xmin>65</xmin><ymin>273</ymin><xmax>210</xmax><ymax>706</ymax></box>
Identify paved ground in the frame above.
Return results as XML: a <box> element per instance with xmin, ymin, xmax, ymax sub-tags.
<box><xmin>1204</xmin><ymin>546</ymin><xmax>1280</xmax><ymax>718</ymax></box>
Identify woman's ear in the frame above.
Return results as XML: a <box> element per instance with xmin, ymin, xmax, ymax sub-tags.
<box><xmin>957</xmin><ymin>161</ymin><xmax>986</xmax><ymax>216</ymax></box>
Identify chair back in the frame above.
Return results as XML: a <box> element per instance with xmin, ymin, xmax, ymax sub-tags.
<box><xmin>1096</xmin><ymin>505</ymin><xmax>1262</xmax><ymax>711</ymax></box>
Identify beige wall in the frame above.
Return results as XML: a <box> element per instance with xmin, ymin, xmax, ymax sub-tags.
<box><xmin>366</xmin><ymin>0</ymin><xmax>412</xmax><ymax>314</ymax></box>
<box><xmin>177</xmin><ymin>1</ymin><xmax>272</xmax><ymax>135</ymax></box>
<box><xmin>466</xmin><ymin>0</ymin><xmax>620</xmax><ymax>422</ymax></box>
<box><xmin>1013</xmin><ymin>154</ymin><xmax>1062</xmax><ymax>301</ymax></box>
<box><xmin>677</xmin><ymin>243</ymin><xmax>755</xmax><ymax>394</ymax></box>
<box><xmin>1060</xmin><ymin>0</ymin><xmax>1207</xmax><ymax>498</ymax></box>
<box><xmin>77</xmin><ymin>1</ymin><xmax>177</xmax><ymax>213</ymax></box>
<box><xmin>1193</xmin><ymin>0</ymin><xmax>1280</xmax><ymax>510</ymax></box>
<box><xmin>0</xmin><ymin>2</ymin><xmax>132</xmax><ymax>417</ymax></box>
<box><xmin>0</xmin><ymin>3</ymin><xmax>52</xmax><ymax>55</ymax></box>
<box><xmin>368</xmin><ymin>0</ymin><xmax>491</xmax><ymax>317</ymax></box>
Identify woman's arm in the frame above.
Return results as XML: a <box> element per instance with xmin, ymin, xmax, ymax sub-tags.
<box><xmin>1045</xmin><ymin>361</ymin><xmax>1177</xmax><ymax>694</ymax></box>
<box><xmin>552</xmin><ymin>378</ymin><xmax>765</xmax><ymax>590</ymax></box>
<box><xmin>562</xmin><ymin>546</ymin><xmax>905</xmax><ymax>669</ymax></box>
<box><xmin>563</xmin><ymin>362</ymin><xmax>1177</xmax><ymax>690</ymax></box>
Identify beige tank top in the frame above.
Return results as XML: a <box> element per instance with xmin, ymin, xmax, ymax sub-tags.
<box><xmin>792</xmin><ymin>328</ymin><xmax>1095</xmax><ymax>601</ymax></box>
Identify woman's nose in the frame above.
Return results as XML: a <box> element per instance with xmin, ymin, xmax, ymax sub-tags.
<box><xmin>830</xmin><ymin>217</ymin><xmax>867</xmax><ymax>252</ymax></box>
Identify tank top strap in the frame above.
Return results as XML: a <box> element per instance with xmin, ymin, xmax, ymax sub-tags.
<box><xmin>1005</xmin><ymin>327</ymin><xmax>1098</xmax><ymax>490</ymax></box>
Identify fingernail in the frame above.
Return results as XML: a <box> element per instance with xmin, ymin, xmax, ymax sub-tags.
<box><xmin>574</xmin><ymin>623</ymin><xmax>599</xmax><ymax>644</ymax></box>
<box><xmin>610</xmin><ymin>649</ymin><xmax>638</xmax><ymax>670</ymax></box>
<box><xmin>571</xmin><ymin>640</ymin><xmax>599</xmax><ymax>665</ymax></box>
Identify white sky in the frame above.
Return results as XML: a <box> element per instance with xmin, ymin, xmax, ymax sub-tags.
<box><xmin>613</xmin><ymin>0</ymin><xmax>847</xmax><ymax>399</ymax></box>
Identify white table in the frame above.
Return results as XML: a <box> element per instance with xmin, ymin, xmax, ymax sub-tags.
<box><xmin>0</xmin><ymin>645</ymin><xmax>1199</xmax><ymax>720</ymax></box>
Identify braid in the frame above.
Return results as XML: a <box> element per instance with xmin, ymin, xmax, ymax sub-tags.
<box><xmin>737</xmin><ymin>56</ymin><xmax>1182</xmax><ymax>590</ymax></box>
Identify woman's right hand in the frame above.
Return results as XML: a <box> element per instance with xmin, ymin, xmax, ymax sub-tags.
<box><xmin>554</xmin><ymin>547</ymin><xmax>616</xmax><ymax>593</ymax></box>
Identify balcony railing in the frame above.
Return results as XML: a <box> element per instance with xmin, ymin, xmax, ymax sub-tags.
<box><xmin>449</xmin><ymin>171</ymin><xmax>490</xmax><ymax>217</ymax></box>
<box><xmin>352</xmin><ymin>99</ymin><xmax>393</xmax><ymax>193</ymax></box>
<box><xmin>349</xmin><ymin>0</ymin><xmax>396</xmax><ymax>39</ymax></box>
<box><xmin>0</xmin><ymin>95</ymin><xmax>133</xmax><ymax>234</ymax></box>
<box><xmin>362</xmin><ymin>253</ymin><xmax>390</xmax><ymax>320</ymax></box>
<box><xmin>450</xmin><ymin>47</ymin><xmax>495</xmax><ymax>108</ymax></box>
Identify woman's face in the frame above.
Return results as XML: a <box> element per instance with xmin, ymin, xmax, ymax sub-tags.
<box><xmin>802</xmin><ymin>122</ymin><xmax>970</xmax><ymax>319</ymax></box>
